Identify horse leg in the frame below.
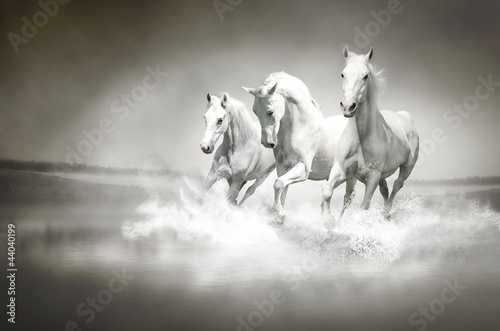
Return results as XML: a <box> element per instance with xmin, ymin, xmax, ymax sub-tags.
<box><xmin>360</xmin><ymin>173</ymin><xmax>381</xmax><ymax>210</ymax></box>
<box><xmin>280</xmin><ymin>185</ymin><xmax>289</xmax><ymax>207</ymax></box>
<box><xmin>339</xmin><ymin>176</ymin><xmax>357</xmax><ymax>220</ymax></box>
<box><xmin>203</xmin><ymin>168</ymin><xmax>219</xmax><ymax>192</ymax></box>
<box><xmin>386</xmin><ymin>164</ymin><xmax>413</xmax><ymax>214</ymax></box>
<box><xmin>198</xmin><ymin>168</ymin><xmax>222</xmax><ymax>204</ymax></box>
<box><xmin>226</xmin><ymin>179</ymin><xmax>243</xmax><ymax>205</ymax></box>
<box><xmin>237</xmin><ymin>180</ymin><xmax>257</xmax><ymax>206</ymax></box>
<box><xmin>379</xmin><ymin>178</ymin><xmax>390</xmax><ymax>219</ymax></box>
<box><xmin>321</xmin><ymin>163</ymin><xmax>347</xmax><ymax>229</ymax></box>
<box><xmin>274</xmin><ymin>162</ymin><xmax>308</xmax><ymax>223</ymax></box>
<box><xmin>379</xmin><ymin>179</ymin><xmax>389</xmax><ymax>204</ymax></box>
<box><xmin>238</xmin><ymin>167</ymin><xmax>274</xmax><ymax>206</ymax></box>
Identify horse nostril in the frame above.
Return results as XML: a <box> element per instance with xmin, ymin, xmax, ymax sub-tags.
<box><xmin>349</xmin><ymin>103</ymin><xmax>357</xmax><ymax>112</ymax></box>
<box><xmin>270</xmin><ymin>143</ymin><xmax>275</xmax><ymax>148</ymax></box>
<box><xmin>340</xmin><ymin>101</ymin><xmax>344</xmax><ymax>108</ymax></box>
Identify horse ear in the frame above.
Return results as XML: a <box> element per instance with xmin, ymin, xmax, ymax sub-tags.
<box><xmin>242</xmin><ymin>86</ymin><xmax>257</xmax><ymax>95</ymax></box>
<box><xmin>268</xmin><ymin>82</ymin><xmax>278</xmax><ymax>95</ymax></box>
<box><xmin>221</xmin><ymin>93</ymin><xmax>228</xmax><ymax>108</ymax></box>
<box><xmin>206</xmin><ymin>93</ymin><xmax>211</xmax><ymax>102</ymax></box>
<box><xmin>366</xmin><ymin>47</ymin><xmax>373</xmax><ymax>61</ymax></box>
<box><xmin>343</xmin><ymin>45</ymin><xmax>350</xmax><ymax>59</ymax></box>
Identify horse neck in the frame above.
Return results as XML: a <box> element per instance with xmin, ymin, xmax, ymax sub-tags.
<box><xmin>282</xmin><ymin>94</ymin><xmax>322</xmax><ymax>133</ymax></box>
<box><xmin>223</xmin><ymin>104</ymin><xmax>257</xmax><ymax>150</ymax></box>
<box><xmin>354</xmin><ymin>81</ymin><xmax>383</xmax><ymax>139</ymax></box>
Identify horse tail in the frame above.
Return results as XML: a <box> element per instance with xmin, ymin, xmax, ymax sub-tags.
<box><xmin>397</xmin><ymin>110</ymin><xmax>413</xmax><ymax>124</ymax></box>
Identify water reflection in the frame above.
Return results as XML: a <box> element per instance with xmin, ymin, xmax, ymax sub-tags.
<box><xmin>2</xmin><ymin>187</ymin><xmax>500</xmax><ymax>331</ymax></box>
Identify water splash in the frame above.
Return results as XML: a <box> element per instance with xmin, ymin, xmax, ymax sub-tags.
<box><xmin>122</xmin><ymin>177</ymin><xmax>500</xmax><ymax>270</ymax></box>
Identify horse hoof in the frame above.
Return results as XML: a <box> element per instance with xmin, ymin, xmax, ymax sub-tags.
<box><xmin>322</xmin><ymin>213</ymin><xmax>337</xmax><ymax>230</ymax></box>
<box><xmin>324</xmin><ymin>221</ymin><xmax>336</xmax><ymax>230</ymax></box>
<box><xmin>383</xmin><ymin>211</ymin><xmax>391</xmax><ymax>221</ymax></box>
<box><xmin>273</xmin><ymin>212</ymin><xmax>286</xmax><ymax>225</ymax></box>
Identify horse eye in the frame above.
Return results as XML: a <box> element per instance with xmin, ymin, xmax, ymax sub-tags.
<box><xmin>217</xmin><ymin>119</ymin><xmax>223</xmax><ymax>125</ymax></box>
<box><xmin>267</xmin><ymin>111</ymin><xmax>273</xmax><ymax>116</ymax></box>
<box><xmin>363</xmin><ymin>74</ymin><xmax>369</xmax><ymax>80</ymax></box>
<box><xmin>341</xmin><ymin>73</ymin><xmax>344</xmax><ymax>78</ymax></box>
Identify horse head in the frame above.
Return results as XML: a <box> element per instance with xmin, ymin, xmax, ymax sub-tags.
<box><xmin>200</xmin><ymin>93</ymin><xmax>231</xmax><ymax>154</ymax></box>
<box><xmin>340</xmin><ymin>46</ymin><xmax>374</xmax><ymax>118</ymax></box>
<box><xmin>242</xmin><ymin>82</ymin><xmax>285</xmax><ymax>149</ymax></box>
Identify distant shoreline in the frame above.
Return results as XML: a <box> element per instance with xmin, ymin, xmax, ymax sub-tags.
<box><xmin>0</xmin><ymin>166</ymin><xmax>499</xmax><ymax>213</ymax></box>
<box><xmin>0</xmin><ymin>169</ymin><xmax>149</xmax><ymax>207</ymax></box>
<box><xmin>0</xmin><ymin>158</ymin><xmax>499</xmax><ymax>187</ymax></box>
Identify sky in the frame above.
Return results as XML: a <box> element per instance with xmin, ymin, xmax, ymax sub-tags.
<box><xmin>0</xmin><ymin>0</ymin><xmax>499</xmax><ymax>179</ymax></box>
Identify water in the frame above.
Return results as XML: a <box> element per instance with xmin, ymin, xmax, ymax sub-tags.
<box><xmin>1</xmin><ymin>177</ymin><xmax>500</xmax><ymax>331</ymax></box>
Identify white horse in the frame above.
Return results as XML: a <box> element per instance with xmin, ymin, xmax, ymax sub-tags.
<box><xmin>201</xmin><ymin>92</ymin><xmax>275</xmax><ymax>205</ymax></box>
<box><xmin>321</xmin><ymin>46</ymin><xmax>419</xmax><ymax>228</ymax></box>
<box><xmin>243</xmin><ymin>72</ymin><xmax>351</xmax><ymax>222</ymax></box>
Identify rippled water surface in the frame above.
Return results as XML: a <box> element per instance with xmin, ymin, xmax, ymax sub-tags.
<box><xmin>2</xmin><ymin>179</ymin><xmax>500</xmax><ymax>331</ymax></box>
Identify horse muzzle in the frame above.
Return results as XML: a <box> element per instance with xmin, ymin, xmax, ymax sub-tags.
<box><xmin>200</xmin><ymin>144</ymin><xmax>213</xmax><ymax>154</ymax></box>
<box><xmin>340</xmin><ymin>101</ymin><xmax>357</xmax><ymax>118</ymax></box>
<box><xmin>261</xmin><ymin>140</ymin><xmax>277</xmax><ymax>149</ymax></box>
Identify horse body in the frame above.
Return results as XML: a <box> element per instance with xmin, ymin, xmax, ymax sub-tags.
<box><xmin>310</xmin><ymin>115</ymin><xmax>352</xmax><ymax>179</ymax></box>
<box><xmin>321</xmin><ymin>47</ymin><xmax>419</xmax><ymax>228</ymax></box>
<box><xmin>201</xmin><ymin>93</ymin><xmax>275</xmax><ymax>205</ymax></box>
<box><xmin>337</xmin><ymin>110</ymin><xmax>417</xmax><ymax>182</ymax></box>
<box><xmin>273</xmin><ymin>97</ymin><xmax>336</xmax><ymax>178</ymax></box>
<box><xmin>244</xmin><ymin>72</ymin><xmax>350</xmax><ymax>221</ymax></box>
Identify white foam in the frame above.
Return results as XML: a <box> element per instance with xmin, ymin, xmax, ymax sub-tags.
<box><xmin>123</xmin><ymin>177</ymin><xmax>500</xmax><ymax>271</ymax></box>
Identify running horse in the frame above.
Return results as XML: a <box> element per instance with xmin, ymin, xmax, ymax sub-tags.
<box><xmin>201</xmin><ymin>92</ymin><xmax>275</xmax><ymax>205</ymax></box>
<box><xmin>321</xmin><ymin>46</ymin><xmax>419</xmax><ymax>229</ymax></box>
<box><xmin>243</xmin><ymin>72</ymin><xmax>351</xmax><ymax>222</ymax></box>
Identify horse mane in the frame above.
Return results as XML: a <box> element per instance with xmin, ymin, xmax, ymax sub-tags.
<box><xmin>217</xmin><ymin>92</ymin><xmax>257</xmax><ymax>141</ymax></box>
<box><xmin>261</xmin><ymin>71</ymin><xmax>322</xmax><ymax>112</ymax></box>
<box><xmin>367</xmin><ymin>64</ymin><xmax>386</xmax><ymax>98</ymax></box>
<box><xmin>217</xmin><ymin>92</ymin><xmax>246</xmax><ymax>111</ymax></box>
<box><xmin>345</xmin><ymin>56</ymin><xmax>386</xmax><ymax>100</ymax></box>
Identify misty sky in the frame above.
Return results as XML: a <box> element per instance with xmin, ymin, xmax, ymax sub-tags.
<box><xmin>1</xmin><ymin>0</ymin><xmax>499</xmax><ymax>179</ymax></box>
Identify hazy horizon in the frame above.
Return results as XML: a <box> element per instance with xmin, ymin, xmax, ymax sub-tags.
<box><xmin>1</xmin><ymin>0</ymin><xmax>499</xmax><ymax>180</ymax></box>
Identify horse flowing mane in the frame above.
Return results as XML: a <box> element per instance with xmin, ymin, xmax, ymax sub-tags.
<box><xmin>261</xmin><ymin>71</ymin><xmax>322</xmax><ymax>112</ymax></box>
<box><xmin>366</xmin><ymin>63</ymin><xmax>385</xmax><ymax>99</ymax></box>
<box><xmin>218</xmin><ymin>92</ymin><xmax>256</xmax><ymax>142</ymax></box>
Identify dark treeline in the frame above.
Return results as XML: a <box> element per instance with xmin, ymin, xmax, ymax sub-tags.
<box><xmin>0</xmin><ymin>159</ymin><xmax>174</xmax><ymax>176</ymax></box>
